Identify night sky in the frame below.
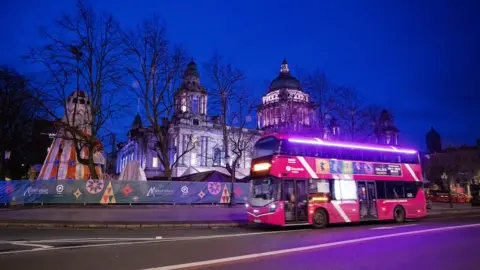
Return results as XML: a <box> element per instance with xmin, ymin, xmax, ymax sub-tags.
<box><xmin>2</xmin><ymin>0</ymin><xmax>479</xmax><ymax>150</ymax></box>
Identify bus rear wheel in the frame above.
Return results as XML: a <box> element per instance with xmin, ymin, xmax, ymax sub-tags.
<box><xmin>312</xmin><ymin>208</ymin><xmax>328</xmax><ymax>229</ymax></box>
<box><xmin>394</xmin><ymin>206</ymin><xmax>406</xmax><ymax>223</ymax></box>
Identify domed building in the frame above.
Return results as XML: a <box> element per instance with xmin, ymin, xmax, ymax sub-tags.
<box><xmin>375</xmin><ymin>110</ymin><xmax>399</xmax><ymax>146</ymax></box>
<box><xmin>257</xmin><ymin>59</ymin><xmax>317</xmax><ymax>134</ymax></box>
<box><xmin>426</xmin><ymin>126</ymin><xmax>442</xmax><ymax>154</ymax></box>
<box><xmin>173</xmin><ymin>60</ymin><xmax>208</xmax><ymax>126</ymax></box>
<box><xmin>116</xmin><ymin>60</ymin><xmax>260</xmax><ymax>180</ymax></box>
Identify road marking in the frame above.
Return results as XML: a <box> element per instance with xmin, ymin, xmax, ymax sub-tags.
<box><xmin>428</xmin><ymin>214</ymin><xmax>480</xmax><ymax>221</ymax></box>
<box><xmin>7</xmin><ymin>242</ymin><xmax>52</xmax><ymax>249</ymax></box>
<box><xmin>21</xmin><ymin>238</ymin><xmax>156</xmax><ymax>243</ymax></box>
<box><xmin>0</xmin><ymin>229</ymin><xmax>310</xmax><ymax>255</ymax></box>
<box><xmin>371</xmin><ymin>224</ymin><xmax>417</xmax><ymax>230</ymax></box>
<box><xmin>144</xmin><ymin>223</ymin><xmax>480</xmax><ymax>270</ymax></box>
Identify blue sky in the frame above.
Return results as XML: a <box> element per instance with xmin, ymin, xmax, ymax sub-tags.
<box><xmin>2</xmin><ymin>0</ymin><xmax>479</xmax><ymax>150</ymax></box>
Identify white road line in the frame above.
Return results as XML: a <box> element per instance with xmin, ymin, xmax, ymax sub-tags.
<box><xmin>427</xmin><ymin>214</ymin><xmax>480</xmax><ymax>221</ymax></box>
<box><xmin>8</xmin><ymin>242</ymin><xmax>52</xmax><ymax>249</ymax></box>
<box><xmin>144</xmin><ymin>223</ymin><xmax>480</xmax><ymax>270</ymax></box>
<box><xmin>0</xmin><ymin>229</ymin><xmax>310</xmax><ymax>255</ymax></box>
<box><xmin>23</xmin><ymin>238</ymin><xmax>156</xmax><ymax>243</ymax></box>
<box><xmin>371</xmin><ymin>224</ymin><xmax>417</xmax><ymax>230</ymax></box>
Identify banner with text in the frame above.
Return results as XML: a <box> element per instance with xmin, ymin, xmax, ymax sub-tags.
<box><xmin>315</xmin><ymin>159</ymin><xmax>403</xmax><ymax>177</ymax></box>
<box><xmin>0</xmin><ymin>180</ymin><xmax>250</xmax><ymax>205</ymax></box>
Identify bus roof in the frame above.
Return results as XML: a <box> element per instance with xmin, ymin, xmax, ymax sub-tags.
<box><xmin>259</xmin><ymin>133</ymin><xmax>417</xmax><ymax>155</ymax></box>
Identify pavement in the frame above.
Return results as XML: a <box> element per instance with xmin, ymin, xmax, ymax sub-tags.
<box><xmin>0</xmin><ymin>205</ymin><xmax>248</xmax><ymax>228</ymax></box>
<box><xmin>0</xmin><ymin>202</ymin><xmax>478</xmax><ymax>229</ymax></box>
<box><xmin>0</xmin><ymin>212</ymin><xmax>479</xmax><ymax>269</ymax></box>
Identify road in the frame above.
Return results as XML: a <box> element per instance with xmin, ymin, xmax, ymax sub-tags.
<box><xmin>0</xmin><ymin>212</ymin><xmax>479</xmax><ymax>270</ymax></box>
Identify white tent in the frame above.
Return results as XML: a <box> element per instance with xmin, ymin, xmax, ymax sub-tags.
<box><xmin>118</xmin><ymin>161</ymin><xmax>147</xmax><ymax>181</ymax></box>
<box><xmin>180</xmin><ymin>166</ymin><xmax>248</xmax><ymax>179</ymax></box>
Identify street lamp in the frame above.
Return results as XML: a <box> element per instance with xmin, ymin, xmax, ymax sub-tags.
<box><xmin>4</xmin><ymin>150</ymin><xmax>11</xmax><ymax>180</ymax></box>
<box><xmin>441</xmin><ymin>172</ymin><xmax>453</xmax><ymax>208</ymax></box>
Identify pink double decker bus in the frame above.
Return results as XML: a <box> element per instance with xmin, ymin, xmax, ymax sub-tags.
<box><xmin>246</xmin><ymin>134</ymin><xmax>426</xmax><ymax>228</ymax></box>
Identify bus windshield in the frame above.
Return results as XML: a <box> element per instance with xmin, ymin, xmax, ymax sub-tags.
<box><xmin>252</xmin><ymin>136</ymin><xmax>280</xmax><ymax>159</ymax></box>
<box><xmin>250</xmin><ymin>177</ymin><xmax>281</xmax><ymax>207</ymax></box>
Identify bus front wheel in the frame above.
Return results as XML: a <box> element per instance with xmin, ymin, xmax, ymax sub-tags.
<box><xmin>312</xmin><ymin>208</ymin><xmax>328</xmax><ymax>229</ymax></box>
<box><xmin>394</xmin><ymin>206</ymin><xmax>406</xmax><ymax>223</ymax></box>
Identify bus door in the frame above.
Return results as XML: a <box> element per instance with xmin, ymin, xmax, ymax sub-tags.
<box><xmin>357</xmin><ymin>181</ymin><xmax>378</xmax><ymax>220</ymax></box>
<box><xmin>283</xmin><ymin>179</ymin><xmax>309</xmax><ymax>223</ymax></box>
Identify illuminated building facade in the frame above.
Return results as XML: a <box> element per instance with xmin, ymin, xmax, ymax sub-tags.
<box><xmin>116</xmin><ymin>60</ymin><xmax>260</xmax><ymax>179</ymax></box>
<box><xmin>257</xmin><ymin>59</ymin><xmax>317</xmax><ymax>134</ymax></box>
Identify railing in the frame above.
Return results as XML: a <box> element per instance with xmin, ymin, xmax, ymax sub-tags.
<box><xmin>0</xmin><ymin>180</ymin><xmax>250</xmax><ymax>205</ymax></box>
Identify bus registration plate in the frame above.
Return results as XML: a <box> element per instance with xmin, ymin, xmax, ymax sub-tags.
<box><xmin>253</xmin><ymin>219</ymin><xmax>261</xmax><ymax>223</ymax></box>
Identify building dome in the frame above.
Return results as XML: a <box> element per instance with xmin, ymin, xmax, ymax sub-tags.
<box><xmin>268</xmin><ymin>59</ymin><xmax>302</xmax><ymax>92</ymax></box>
<box><xmin>69</xmin><ymin>90</ymin><xmax>88</xmax><ymax>98</ymax></box>
<box><xmin>67</xmin><ymin>90</ymin><xmax>89</xmax><ymax>104</ymax></box>
<box><xmin>184</xmin><ymin>59</ymin><xmax>199</xmax><ymax>78</ymax></box>
<box><xmin>131</xmin><ymin>113</ymin><xmax>142</xmax><ymax>130</ymax></box>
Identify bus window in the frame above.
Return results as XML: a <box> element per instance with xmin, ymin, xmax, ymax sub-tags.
<box><xmin>363</xmin><ymin>150</ymin><xmax>382</xmax><ymax>162</ymax></box>
<box><xmin>386</xmin><ymin>181</ymin><xmax>405</xmax><ymax>198</ymax></box>
<box><xmin>250</xmin><ymin>178</ymin><xmax>281</xmax><ymax>206</ymax></box>
<box><xmin>404</xmin><ymin>182</ymin><xmax>418</xmax><ymax>198</ymax></box>
<box><xmin>400</xmin><ymin>153</ymin><xmax>420</xmax><ymax>164</ymax></box>
<box><xmin>252</xmin><ymin>137</ymin><xmax>280</xmax><ymax>159</ymax></box>
<box><xmin>342</xmin><ymin>149</ymin><xmax>353</xmax><ymax>160</ymax></box>
<box><xmin>382</xmin><ymin>152</ymin><xmax>400</xmax><ymax>163</ymax></box>
<box><xmin>351</xmin><ymin>149</ymin><xmax>363</xmax><ymax>161</ymax></box>
<box><xmin>304</xmin><ymin>146</ymin><xmax>321</xmax><ymax>157</ymax></box>
<box><xmin>331</xmin><ymin>179</ymin><xmax>358</xmax><ymax>200</ymax></box>
<box><xmin>376</xmin><ymin>181</ymin><xmax>387</xmax><ymax>199</ymax></box>
<box><xmin>310</xmin><ymin>179</ymin><xmax>330</xmax><ymax>194</ymax></box>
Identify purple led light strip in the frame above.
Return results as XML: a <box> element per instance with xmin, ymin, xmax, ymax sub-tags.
<box><xmin>288</xmin><ymin>138</ymin><xmax>417</xmax><ymax>154</ymax></box>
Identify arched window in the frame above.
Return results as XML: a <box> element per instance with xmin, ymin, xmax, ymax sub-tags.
<box><xmin>192</xmin><ymin>96</ymin><xmax>199</xmax><ymax>114</ymax></box>
<box><xmin>200</xmin><ymin>96</ymin><xmax>206</xmax><ymax>114</ymax></box>
<box><xmin>181</xmin><ymin>95</ymin><xmax>187</xmax><ymax>112</ymax></box>
<box><xmin>213</xmin><ymin>148</ymin><xmax>221</xmax><ymax>166</ymax></box>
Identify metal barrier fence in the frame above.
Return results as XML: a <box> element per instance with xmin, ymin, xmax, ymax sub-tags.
<box><xmin>0</xmin><ymin>180</ymin><xmax>250</xmax><ymax>205</ymax></box>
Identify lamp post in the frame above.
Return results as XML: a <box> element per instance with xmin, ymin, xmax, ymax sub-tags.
<box><xmin>441</xmin><ymin>172</ymin><xmax>453</xmax><ymax>208</ymax></box>
<box><xmin>4</xmin><ymin>150</ymin><xmax>11</xmax><ymax>180</ymax></box>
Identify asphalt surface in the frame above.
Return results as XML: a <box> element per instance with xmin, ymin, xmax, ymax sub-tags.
<box><xmin>1</xmin><ymin>212</ymin><xmax>479</xmax><ymax>270</ymax></box>
<box><xmin>0</xmin><ymin>205</ymin><xmax>247</xmax><ymax>224</ymax></box>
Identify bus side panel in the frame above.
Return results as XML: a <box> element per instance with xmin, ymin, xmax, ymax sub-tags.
<box><xmin>377</xmin><ymin>197</ymin><xmax>427</xmax><ymax>220</ymax></box>
<box><xmin>376</xmin><ymin>200</ymin><xmax>401</xmax><ymax>220</ymax></box>
<box><xmin>405</xmin><ymin>189</ymin><xmax>427</xmax><ymax>218</ymax></box>
<box><xmin>314</xmin><ymin>202</ymin><xmax>360</xmax><ymax>224</ymax></box>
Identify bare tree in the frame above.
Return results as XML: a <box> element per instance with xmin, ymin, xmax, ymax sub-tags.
<box><xmin>122</xmin><ymin>16</ymin><xmax>194</xmax><ymax>180</ymax></box>
<box><xmin>204</xmin><ymin>54</ymin><xmax>260</xmax><ymax>205</ymax></box>
<box><xmin>228</xmin><ymin>88</ymin><xmax>260</xmax><ymax>177</ymax></box>
<box><xmin>26</xmin><ymin>0</ymin><xmax>125</xmax><ymax>179</ymax></box>
<box><xmin>337</xmin><ymin>87</ymin><xmax>368</xmax><ymax>142</ymax></box>
<box><xmin>204</xmin><ymin>53</ymin><xmax>245</xmax><ymax>177</ymax></box>
<box><xmin>303</xmin><ymin>70</ymin><xmax>337</xmax><ymax>136</ymax></box>
<box><xmin>279</xmin><ymin>94</ymin><xmax>314</xmax><ymax>133</ymax></box>
<box><xmin>0</xmin><ymin>67</ymin><xmax>42</xmax><ymax>179</ymax></box>
<box><xmin>363</xmin><ymin>104</ymin><xmax>383</xmax><ymax>143</ymax></box>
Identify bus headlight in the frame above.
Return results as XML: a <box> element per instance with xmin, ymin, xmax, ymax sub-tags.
<box><xmin>270</xmin><ymin>203</ymin><xmax>277</xmax><ymax>212</ymax></box>
<box><xmin>245</xmin><ymin>203</ymin><xmax>249</xmax><ymax>208</ymax></box>
<box><xmin>253</xmin><ymin>162</ymin><xmax>271</xmax><ymax>172</ymax></box>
